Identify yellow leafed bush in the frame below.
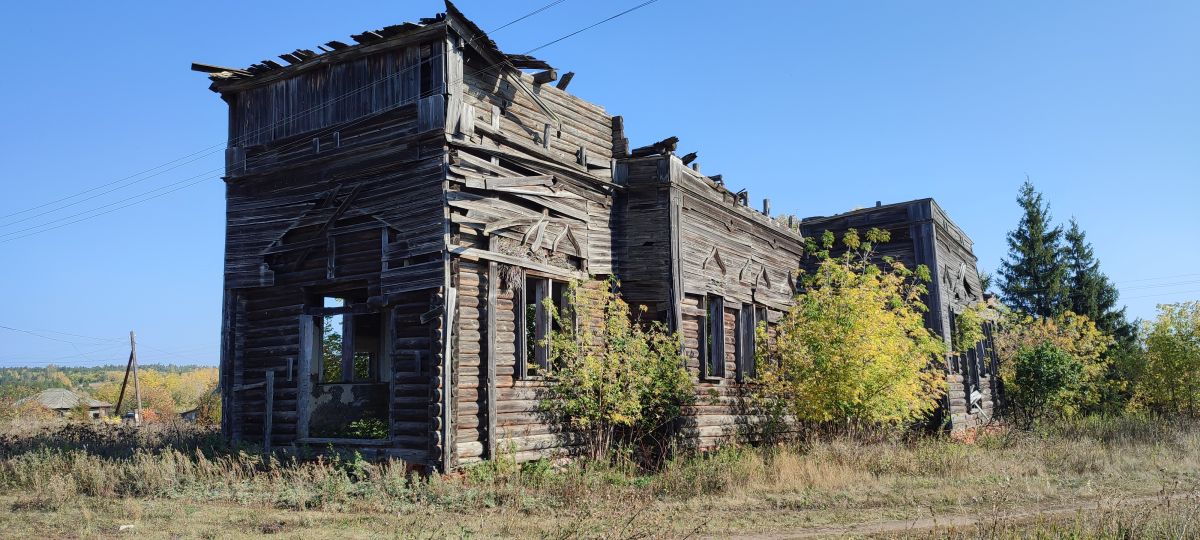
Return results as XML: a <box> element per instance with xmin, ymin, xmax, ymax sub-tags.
<box><xmin>757</xmin><ymin>228</ymin><xmax>947</xmax><ymax>425</ymax></box>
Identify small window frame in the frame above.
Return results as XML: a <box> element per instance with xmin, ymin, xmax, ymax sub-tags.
<box><xmin>517</xmin><ymin>275</ymin><xmax>570</xmax><ymax>380</ymax></box>
<box><xmin>311</xmin><ymin>296</ymin><xmax>385</xmax><ymax>385</ymax></box>
<box><xmin>701</xmin><ymin>295</ymin><xmax>726</xmax><ymax>380</ymax></box>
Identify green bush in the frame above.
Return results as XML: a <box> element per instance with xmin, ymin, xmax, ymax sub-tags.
<box><xmin>1010</xmin><ymin>342</ymin><xmax>1081</xmax><ymax>424</ymax></box>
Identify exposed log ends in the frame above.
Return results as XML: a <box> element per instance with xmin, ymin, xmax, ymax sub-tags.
<box><xmin>531</xmin><ymin>69</ymin><xmax>558</xmax><ymax>85</ymax></box>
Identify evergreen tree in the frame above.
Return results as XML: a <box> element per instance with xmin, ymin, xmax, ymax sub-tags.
<box><xmin>1064</xmin><ymin>218</ymin><xmax>1133</xmax><ymax>342</ymax></box>
<box><xmin>999</xmin><ymin>180</ymin><xmax>1068</xmax><ymax>317</ymax></box>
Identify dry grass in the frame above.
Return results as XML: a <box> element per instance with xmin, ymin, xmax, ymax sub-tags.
<box><xmin>1</xmin><ymin>416</ymin><xmax>1198</xmax><ymax>538</ymax></box>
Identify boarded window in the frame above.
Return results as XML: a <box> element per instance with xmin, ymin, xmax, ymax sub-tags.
<box><xmin>701</xmin><ymin>295</ymin><xmax>726</xmax><ymax>379</ymax></box>
<box><xmin>736</xmin><ymin>303</ymin><xmax>756</xmax><ymax>381</ymax></box>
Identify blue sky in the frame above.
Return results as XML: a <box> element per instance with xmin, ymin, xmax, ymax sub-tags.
<box><xmin>1</xmin><ymin>1</ymin><xmax>1196</xmax><ymax>367</ymax></box>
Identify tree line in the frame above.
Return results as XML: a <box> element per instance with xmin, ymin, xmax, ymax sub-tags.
<box><xmin>997</xmin><ymin>180</ymin><xmax>1198</xmax><ymax>419</ymax></box>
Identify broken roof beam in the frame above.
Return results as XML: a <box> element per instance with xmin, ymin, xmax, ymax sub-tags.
<box><xmin>190</xmin><ymin>63</ymin><xmax>252</xmax><ymax>77</ymax></box>
<box><xmin>629</xmin><ymin>136</ymin><xmax>679</xmax><ymax>158</ymax></box>
<box><xmin>349</xmin><ymin>31</ymin><xmax>385</xmax><ymax>44</ymax></box>
<box><xmin>532</xmin><ymin>69</ymin><xmax>557</xmax><ymax>86</ymax></box>
<box><xmin>555</xmin><ymin>71</ymin><xmax>575</xmax><ymax>91</ymax></box>
<box><xmin>680</xmin><ymin>152</ymin><xmax>698</xmax><ymax>166</ymax></box>
<box><xmin>506</xmin><ymin>54</ymin><xmax>553</xmax><ymax>70</ymax></box>
<box><xmin>379</xmin><ymin>22</ymin><xmax>422</xmax><ymax>37</ymax></box>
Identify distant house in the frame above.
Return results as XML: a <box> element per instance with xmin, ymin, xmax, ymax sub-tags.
<box><xmin>16</xmin><ymin>388</ymin><xmax>113</xmax><ymax>420</ymax></box>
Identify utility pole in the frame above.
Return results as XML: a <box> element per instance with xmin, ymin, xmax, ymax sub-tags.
<box><xmin>115</xmin><ymin>349</ymin><xmax>133</xmax><ymax>419</ymax></box>
<box><xmin>130</xmin><ymin>331</ymin><xmax>143</xmax><ymax>424</ymax></box>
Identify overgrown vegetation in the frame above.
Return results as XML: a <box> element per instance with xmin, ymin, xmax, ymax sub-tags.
<box><xmin>993</xmin><ymin>180</ymin><xmax>1199</xmax><ymax>424</ymax></box>
<box><xmin>1134</xmin><ymin>301</ymin><xmax>1200</xmax><ymax>414</ymax></box>
<box><xmin>994</xmin><ymin>310</ymin><xmax>1113</xmax><ymax>420</ymax></box>
<box><xmin>1</xmin><ymin>416</ymin><xmax>1198</xmax><ymax>537</ymax></box>
<box><xmin>541</xmin><ymin>279</ymin><xmax>694</xmax><ymax>462</ymax></box>
<box><xmin>757</xmin><ymin>228</ymin><xmax>946</xmax><ymax>426</ymax></box>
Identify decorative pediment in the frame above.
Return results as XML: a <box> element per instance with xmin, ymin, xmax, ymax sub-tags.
<box><xmin>702</xmin><ymin>246</ymin><xmax>727</xmax><ymax>275</ymax></box>
<box><xmin>756</xmin><ymin>267</ymin><xmax>773</xmax><ymax>290</ymax></box>
<box><xmin>738</xmin><ymin>258</ymin><xmax>756</xmax><ymax>282</ymax></box>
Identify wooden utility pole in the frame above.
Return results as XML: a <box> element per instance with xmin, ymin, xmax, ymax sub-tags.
<box><xmin>130</xmin><ymin>331</ymin><xmax>143</xmax><ymax>424</ymax></box>
<box><xmin>115</xmin><ymin>349</ymin><xmax>134</xmax><ymax>419</ymax></box>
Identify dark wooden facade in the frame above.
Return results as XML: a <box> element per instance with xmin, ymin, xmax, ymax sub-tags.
<box><xmin>198</xmin><ymin>3</ymin><xmax>996</xmax><ymax>470</ymax></box>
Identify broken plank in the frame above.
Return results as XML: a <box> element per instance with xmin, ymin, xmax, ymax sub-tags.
<box><xmin>483</xmin><ymin>175</ymin><xmax>554</xmax><ymax>189</ymax></box>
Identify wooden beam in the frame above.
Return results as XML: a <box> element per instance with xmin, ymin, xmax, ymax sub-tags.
<box><xmin>190</xmin><ymin>63</ymin><xmax>251</xmax><ymax>76</ymax></box>
<box><xmin>483</xmin><ymin>175</ymin><xmax>554</xmax><ymax>189</ymax></box>
<box><xmin>485</xmin><ymin>237</ymin><xmax>498</xmax><ymax>459</ymax></box>
<box><xmin>555</xmin><ymin>71</ymin><xmax>575</xmax><ymax>91</ymax></box>
<box><xmin>506</xmin><ymin>54</ymin><xmax>553</xmax><ymax>70</ymax></box>
<box><xmin>449</xmin><ymin>246</ymin><xmax>588</xmax><ymax>279</ymax></box>
<box><xmin>531</xmin><ymin>69</ymin><xmax>557</xmax><ymax>85</ymax></box>
<box><xmin>263</xmin><ymin>371</ymin><xmax>274</xmax><ymax>455</ymax></box>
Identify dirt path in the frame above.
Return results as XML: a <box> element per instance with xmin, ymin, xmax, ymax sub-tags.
<box><xmin>720</xmin><ymin>493</ymin><xmax>1188</xmax><ymax>539</ymax></box>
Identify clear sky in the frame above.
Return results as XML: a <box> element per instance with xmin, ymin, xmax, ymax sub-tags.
<box><xmin>1</xmin><ymin>1</ymin><xmax>1197</xmax><ymax>367</ymax></box>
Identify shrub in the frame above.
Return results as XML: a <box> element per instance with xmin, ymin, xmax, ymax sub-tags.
<box><xmin>757</xmin><ymin>228</ymin><xmax>946</xmax><ymax>426</ymax></box>
<box><xmin>1009</xmin><ymin>342</ymin><xmax>1080</xmax><ymax>425</ymax></box>
<box><xmin>541</xmin><ymin>279</ymin><xmax>694</xmax><ymax>463</ymax></box>
<box><xmin>995</xmin><ymin>311</ymin><xmax>1113</xmax><ymax>417</ymax></box>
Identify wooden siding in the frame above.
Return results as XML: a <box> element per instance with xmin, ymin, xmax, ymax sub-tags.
<box><xmin>442</xmin><ymin>21</ymin><xmax>618</xmax><ymax>467</ymax></box>
<box><xmin>229</xmin><ymin>39</ymin><xmax>445</xmax><ymax>148</ymax></box>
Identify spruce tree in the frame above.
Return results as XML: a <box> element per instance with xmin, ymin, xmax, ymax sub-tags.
<box><xmin>999</xmin><ymin>180</ymin><xmax>1068</xmax><ymax>317</ymax></box>
<box><xmin>1064</xmin><ymin>218</ymin><xmax>1133</xmax><ymax>342</ymax></box>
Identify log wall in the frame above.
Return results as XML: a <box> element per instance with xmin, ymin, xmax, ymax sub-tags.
<box><xmin>218</xmin><ymin>31</ymin><xmax>450</xmax><ymax>467</ymax></box>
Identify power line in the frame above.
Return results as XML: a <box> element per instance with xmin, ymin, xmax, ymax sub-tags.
<box><xmin>0</xmin><ymin>324</ymin><xmax>105</xmax><ymax>346</ymax></box>
<box><xmin>0</xmin><ymin>0</ymin><xmax>574</xmax><ymax>224</ymax></box>
<box><xmin>0</xmin><ymin>322</ymin><xmax>218</xmax><ymax>362</ymax></box>
<box><xmin>1111</xmin><ymin>272</ymin><xmax>1200</xmax><ymax>284</ymax></box>
<box><xmin>0</xmin><ymin>0</ymin><xmax>665</xmax><ymax>244</ymax></box>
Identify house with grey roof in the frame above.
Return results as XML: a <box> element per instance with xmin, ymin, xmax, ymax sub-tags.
<box><xmin>16</xmin><ymin>388</ymin><xmax>113</xmax><ymax>420</ymax></box>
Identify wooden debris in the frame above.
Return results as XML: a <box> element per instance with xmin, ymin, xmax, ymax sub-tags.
<box><xmin>555</xmin><ymin>71</ymin><xmax>575</xmax><ymax>90</ymax></box>
<box><xmin>629</xmin><ymin>136</ymin><xmax>679</xmax><ymax>158</ymax></box>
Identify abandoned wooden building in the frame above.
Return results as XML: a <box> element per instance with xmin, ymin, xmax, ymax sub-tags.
<box><xmin>195</xmin><ymin>2</ymin><xmax>998</xmax><ymax>470</ymax></box>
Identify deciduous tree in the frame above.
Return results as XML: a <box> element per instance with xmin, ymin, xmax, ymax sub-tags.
<box><xmin>1134</xmin><ymin>302</ymin><xmax>1200</xmax><ymax>415</ymax></box>
<box><xmin>758</xmin><ymin>228</ymin><xmax>947</xmax><ymax>425</ymax></box>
